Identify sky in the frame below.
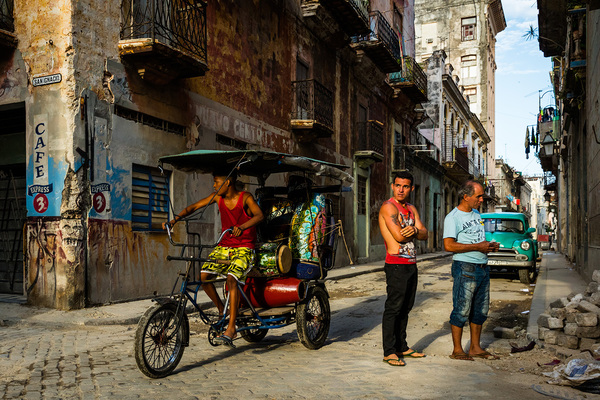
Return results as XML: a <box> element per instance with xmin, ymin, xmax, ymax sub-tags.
<box><xmin>494</xmin><ymin>0</ymin><xmax>554</xmax><ymax>176</ymax></box>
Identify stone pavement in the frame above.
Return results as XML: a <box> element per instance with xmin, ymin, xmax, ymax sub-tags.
<box><xmin>0</xmin><ymin>250</ymin><xmax>593</xmax><ymax>400</ymax></box>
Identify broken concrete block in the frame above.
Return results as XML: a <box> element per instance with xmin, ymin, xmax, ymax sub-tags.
<box><xmin>575</xmin><ymin>312</ymin><xmax>598</xmax><ymax>327</ymax></box>
<box><xmin>493</xmin><ymin>326</ymin><xmax>516</xmax><ymax>339</ymax></box>
<box><xmin>545</xmin><ymin>330</ymin><xmax>559</xmax><ymax>344</ymax></box>
<box><xmin>577</xmin><ymin>300</ymin><xmax>600</xmax><ymax>315</ymax></box>
<box><xmin>590</xmin><ymin>292</ymin><xmax>600</xmax><ymax>306</ymax></box>
<box><xmin>550</xmin><ymin>307</ymin><xmax>567</xmax><ymax>320</ymax></box>
<box><xmin>569</xmin><ymin>293</ymin><xmax>584</xmax><ymax>302</ymax></box>
<box><xmin>538</xmin><ymin>327</ymin><xmax>550</xmax><ymax>340</ymax></box>
<box><xmin>579</xmin><ymin>338</ymin><xmax>597</xmax><ymax>350</ymax></box>
<box><xmin>537</xmin><ymin>313</ymin><xmax>551</xmax><ymax>329</ymax></box>
<box><xmin>566</xmin><ymin>309</ymin><xmax>579</xmax><ymax>323</ymax></box>
<box><xmin>592</xmin><ymin>270</ymin><xmax>600</xmax><ymax>283</ymax></box>
<box><xmin>587</xmin><ymin>282</ymin><xmax>600</xmax><ymax>295</ymax></box>
<box><xmin>548</xmin><ymin>317</ymin><xmax>565</xmax><ymax>329</ymax></box>
<box><xmin>557</xmin><ymin>333</ymin><xmax>579</xmax><ymax>349</ymax></box>
<box><xmin>549</xmin><ymin>297</ymin><xmax>569</xmax><ymax>308</ymax></box>
<box><xmin>576</xmin><ymin>325</ymin><xmax>600</xmax><ymax>338</ymax></box>
<box><xmin>564</xmin><ymin>322</ymin><xmax>578</xmax><ymax>336</ymax></box>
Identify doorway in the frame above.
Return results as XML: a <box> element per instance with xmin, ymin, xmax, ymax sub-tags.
<box><xmin>0</xmin><ymin>103</ymin><xmax>27</xmax><ymax>294</ymax></box>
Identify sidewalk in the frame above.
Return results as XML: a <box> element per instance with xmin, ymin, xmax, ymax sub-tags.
<box><xmin>526</xmin><ymin>251</ymin><xmax>588</xmax><ymax>341</ymax></box>
<box><xmin>0</xmin><ymin>251</ymin><xmax>452</xmax><ymax>327</ymax></box>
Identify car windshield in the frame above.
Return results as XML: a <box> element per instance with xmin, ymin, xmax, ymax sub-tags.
<box><xmin>484</xmin><ymin>218</ymin><xmax>524</xmax><ymax>234</ymax></box>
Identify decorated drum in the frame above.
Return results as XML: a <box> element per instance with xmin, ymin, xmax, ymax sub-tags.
<box><xmin>254</xmin><ymin>242</ymin><xmax>292</xmax><ymax>277</ymax></box>
<box><xmin>289</xmin><ymin>193</ymin><xmax>328</xmax><ymax>264</ymax></box>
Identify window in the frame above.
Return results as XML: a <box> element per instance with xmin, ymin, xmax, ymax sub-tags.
<box><xmin>132</xmin><ymin>164</ymin><xmax>170</xmax><ymax>231</ymax></box>
<box><xmin>464</xmin><ymin>87</ymin><xmax>477</xmax><ymax>103</ymax></box>
<box><xmin>461</xmin><ymin>17</ymin><xmax>476</xmax><ymax>41</ymax></box>
<box><xmin>357</xmin><ymin>176</ymin><xmax>367</xmax><ymax>215</ymax></box>
<box><xmin>461</xmin><ymin>54</ymin><xmax>477</xmax><ymax>79</ymax></box>
<box><xmin>483</xmin><ymin>218</ymin><xmax>524</xmax><ymax>234</ymax></box>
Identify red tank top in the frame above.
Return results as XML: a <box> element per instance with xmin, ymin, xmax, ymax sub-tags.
<box><xmin>383</xmin><ymin>198</ymin><xmax>417</xmax><ymax>264</ymax></box>
<box><xmin>218</xmin><ymin>192</ymin><xmax>257</xmax><ymax>249</ymax></box>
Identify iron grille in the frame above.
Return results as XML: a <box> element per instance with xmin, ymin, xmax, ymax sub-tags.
<box><xmin>291</xmin><ymin>79</ymin><xmax>334</xmax><ymax>131</ymax></box>
<box><xmin>120</xmin><ymin>0</ymin><xmax>207</xmax><ymax>63</ymax></box>
<box><xmin>356</xmin><ymin>120</ymin><xmax>384</xmax><ymax>154</ymax></box>
<box><xmin>0</xmin><ymin>0</ymin><xmax>14</xmax><ymax>32</ymax></box>
<box><xmin>389</xmin><ymin>56</ymin><xmax>428</xmax><ymax>98</ymax></box>
<box><xmin>352</xmin><ymin>10</ymin><xmax>400</xmax><ymax>60</ymax></box>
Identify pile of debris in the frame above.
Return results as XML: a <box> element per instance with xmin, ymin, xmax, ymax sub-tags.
<box><xmin>537</xmin><ymin>270</ymin><xmax>600</xmax><ymax>350</ymax></box>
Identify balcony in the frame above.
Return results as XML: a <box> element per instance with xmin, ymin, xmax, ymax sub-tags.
<box><xmin>388</xmin><ymin>56</ymin><xmax>428</xmax><ymax>103</ymax></box>
<box><xmin>543</xmin><ymin>171</ymin><xmax>557</xmax><ymax>191</ymax></box>
<box><xmin>0</xmin><ymin>0</ymin><xmax>17</xmax><ymax>50</ymax></box>
<box><xmin>301</xmin><ymin>0</ymin><xmax>370</xmax><ymax>43</ymax></box>
<box><xmin>291</xmin><ymin>79</ymin><xmax>334</xmax><ymax>140</ymax></box>
<box><xmin>442</xmin><ymin>146</ymin><xmax>471</xmax><ymax>183</ymax></box>
<box><xmin>119</xmin><ymin>0</ymin><xmax>208</xmax><ymax>85</ymax></box>
<box><xmin>537</xmin><ymin>0</ymin><xmax>566</xmax><ymax>57</ymax></box>
<box><xmin>351</xmin><ymin>10</ymin><xmax>401</xmax><ymax>73</ymax></box>
<box><xmin>355</xmin><ymin>120</ymin><xmax>384</xmax><ymax>166</ymax></box>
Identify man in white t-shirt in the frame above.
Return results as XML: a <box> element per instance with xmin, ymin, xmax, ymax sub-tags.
<box><xmin>443</xmin><ymin>180</ymin><xmax>499</xmax><ymax>361</ymax></box>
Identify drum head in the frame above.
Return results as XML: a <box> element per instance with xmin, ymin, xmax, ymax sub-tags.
<box><xmin>277</xmin><ymin>245</ymin><xmax>292</xmax><ymax>274</ymax></box>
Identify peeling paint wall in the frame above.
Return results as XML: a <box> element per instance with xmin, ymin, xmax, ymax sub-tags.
<box><xmin>2</xmin><ymin>0</ymin><xmax>432</xmax><ymax>308</ymax></box>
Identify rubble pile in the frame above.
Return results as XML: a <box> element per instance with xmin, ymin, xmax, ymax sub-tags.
<box><xmin>537</xmin><ymin>270</ymin><xmax>600</xmax><ymax>350</ymax></box>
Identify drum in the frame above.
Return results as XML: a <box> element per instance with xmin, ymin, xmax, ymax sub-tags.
<box><xmin>254</xmin><ymin>242</ymin><xmax>292</xmax><ymax>277</ymax></box>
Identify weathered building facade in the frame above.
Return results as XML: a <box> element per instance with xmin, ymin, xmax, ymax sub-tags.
<box><xmin>0</xmin><ymin>0</ymin><xmax>427</xmax><ymax>308</ymax></box>
<box><xmin>414</xmin><ymin>0</ymin><xmax>506</xmax><ymax>177</ymax></box>
<box><xmin>536</xmin><ymin>0</ymin><xmax>600</xmax><ymax>281</ymax></box>
<box><xmin>417</xmin><ymin>50</ymin><xmax>491</xmax><ymax>219</ymax></box>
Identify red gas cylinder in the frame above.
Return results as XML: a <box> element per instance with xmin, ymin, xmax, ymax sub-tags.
<box><xmin>237</xmin><ymin>277</ymin><xmax>307</xmax><ymax>308</ymax></box>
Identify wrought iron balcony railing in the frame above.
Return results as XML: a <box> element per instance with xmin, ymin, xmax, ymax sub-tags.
<box><xmin>356</xmin><ymin>120</ymin><xmax>384</xmax><ymax>155</ymax></box>
<box><xmin>301</xmin><ymin>0</ymin><xmax>370</xmax><ymax>37</ymax></box>
<box><xmin>0</xmin><ymin>0</ymin><xmax>14</xmax><ymax>32</ymax></box>
<box><xmin>388</xmin><ymin>56</ymin><xmax>428</xmax><ymax>102</ymax></box>
<box><xmin>351</xmin><ymin>10</ymin><xmax>401</xmax><ymax>72</ymax></box>
<box><xmin>291</xmin><ymin>79</ymin><xmax>334</xmax><ymax>134</ymax></box>
<box><xmin>120</xmin><ymin>0</ymin><xmax>207</xmax><ymax>64</ymax></box>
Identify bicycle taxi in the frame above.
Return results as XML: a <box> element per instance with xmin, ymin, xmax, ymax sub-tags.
<box><xmin>134</xmin><ymin>150</ymin><xmax>352</xmax><ymax>378</ymax></box>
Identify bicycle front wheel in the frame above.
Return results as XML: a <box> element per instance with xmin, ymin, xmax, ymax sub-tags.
<box><xmin>134</xmin><ymin>303</ymin><xmax>188</xmax><ymax>378</ymax></box>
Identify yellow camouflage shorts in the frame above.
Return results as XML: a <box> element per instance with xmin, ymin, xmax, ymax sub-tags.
<box><xmin>201</xmin><ymin>246</ymin><xmax>254</xmax><ymax>283</ymax></box>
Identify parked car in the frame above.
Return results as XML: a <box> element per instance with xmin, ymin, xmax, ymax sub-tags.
<box><xmin>481</xmin><ymin>212</ymin><xmax>539</xmax><ymax>284</ymax></box>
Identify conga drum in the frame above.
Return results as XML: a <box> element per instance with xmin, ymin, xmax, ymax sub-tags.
<box><xmin>254</xmin><ymin>242</ymin><xmax>292</xmax><ymax>277</ymax></box>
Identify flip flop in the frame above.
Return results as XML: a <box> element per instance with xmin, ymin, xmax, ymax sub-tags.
<box><xmin>214</xmin><ymin>335</ymin><xmax>236</xmax><ymax>349</ymax></box>
<box><xmin>449</xmin><ymin>353</ymin><xmax>474</xmax><ymax>361</ymax></box>
<box><xmin>470</xmin><ymin>351</ymin><xmax>499</xmax><ymax>360</ymax></box>
<box><xmin>401</xmin><ymin>350</ymin><xmax>426</xmax><ymax>358</ymax></box>
<box><xmin>383</xmin><ymin>358</ymin><xmax>406</xmax><ymax>367</ymax></box>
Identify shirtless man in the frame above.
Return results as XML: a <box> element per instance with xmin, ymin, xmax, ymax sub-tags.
<box><xmin>378</xmin><ymin>171</ymin><xmax>428</xmax><ymax>366</ymax></box>
<box><xmin>164</xmin><ymin>170</ymin><xmax>264</xmax><ymax>347</ymax></box>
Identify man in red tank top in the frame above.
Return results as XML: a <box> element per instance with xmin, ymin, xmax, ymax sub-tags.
<box><xmin>164</xmin><ymin>170</ymin><xmax>264</xmax><ymax>347</ymax></box>
<box><xmin>378</xmin><ymin>171</ymin><xmax>428</xmax><ymax>366</ymax></box>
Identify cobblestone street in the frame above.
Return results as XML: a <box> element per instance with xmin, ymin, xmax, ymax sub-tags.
<box><xmin>0</xmin><ymin>258</ymin><xmax>588</xmax><ymax>399</ymax></box>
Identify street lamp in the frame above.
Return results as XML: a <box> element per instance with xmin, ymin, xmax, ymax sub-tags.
<box><xmin>544</xmin><ymin>191</ymin><xmax>551</xmax><ymax>203</ymax></box>
<box><xmin>541</xmin><ymin>132</ymin><xmax>556</xmax><ymax>156</ymax></box>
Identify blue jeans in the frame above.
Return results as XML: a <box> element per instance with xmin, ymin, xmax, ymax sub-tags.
<box><xmin>449</xmin><ymin>261</ymin><xmax>489</xmax><ymax>327</ymax></box>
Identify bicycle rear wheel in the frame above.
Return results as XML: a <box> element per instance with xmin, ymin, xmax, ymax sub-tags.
<box><xmin>134</xmin><ymin>303</ymin><xmax>188</xmax><ymax>378</ymax></box>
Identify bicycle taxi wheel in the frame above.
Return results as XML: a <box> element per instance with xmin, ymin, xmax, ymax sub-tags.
<box><xmin>296</xmin><ymin>286</ymin><xmax>330</xmax><ymax>349</ymax></box>
<box><xmin>134</xmin><ymin>302</ymin><xmax>189</xmax><ymax>378</ymax></box>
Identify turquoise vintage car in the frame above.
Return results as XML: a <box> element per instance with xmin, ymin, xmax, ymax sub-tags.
<box><xmin>481</xmin><ymin>212</ymin><xmax>539</xmax><ymax>284</ymax></box>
